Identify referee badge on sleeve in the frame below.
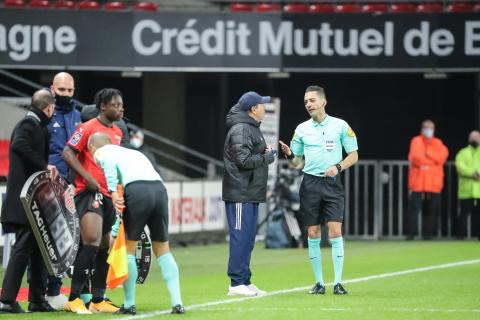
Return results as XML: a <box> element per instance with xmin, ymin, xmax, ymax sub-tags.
<box><xmin>347</xmin><ymin>127</ymin><xmax>356</xmax><ymax>137</ymax></box>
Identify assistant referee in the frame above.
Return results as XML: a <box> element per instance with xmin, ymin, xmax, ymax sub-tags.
<box><xmin>279</xmin><ymin>85</ymin><xmax>358</xmax><ymax>295</ymax></box>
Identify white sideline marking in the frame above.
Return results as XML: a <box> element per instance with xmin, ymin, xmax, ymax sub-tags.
<box><xmin>195</xmin><ymin>307</ymin><xmax>480</xmax><ymax>313</ymax></box>
<box><xmin>119</xmin><ymin>259</ymin><xmax>480</xmax><ymax>320</ymax></box>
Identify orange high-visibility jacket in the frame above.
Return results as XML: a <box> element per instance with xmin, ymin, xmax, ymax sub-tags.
<box><xmin>408</xmin><ymin>135</ymin><xmax>449</xmax><ymax>193</ymax></box>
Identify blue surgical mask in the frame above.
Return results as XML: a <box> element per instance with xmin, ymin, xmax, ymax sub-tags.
<box><xmin>422</xmin><ymin>128</ymin><xmax>434</xmax><ymax>139</ymax></box>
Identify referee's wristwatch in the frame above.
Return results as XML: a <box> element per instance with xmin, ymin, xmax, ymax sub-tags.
<box><xmin>335</xmin><ymin>163</ymin><xmax>342</xmax><ymax>173</ymax></box>
<box><xmin>287</xmin><ymin>152</ymin><xmax>295</xmax><ymax>160</ymax></box>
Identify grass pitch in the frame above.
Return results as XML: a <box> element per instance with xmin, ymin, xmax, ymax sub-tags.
<box><xmin>2</xmin><ymin>240</ymin><xmax>479</xmax><ymax>319</ymax></box>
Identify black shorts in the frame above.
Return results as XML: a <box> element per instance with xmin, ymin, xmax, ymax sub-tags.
<box><xmin>123</xmin><ymin>181</ymin><xmax>169</xmax><ymax>242</ymax></box>
<box><xmin>74</xmin><ymin>190</ymin><xmax>116</xmax><ymax>236</ymax></box>
<box><xmin>299</xmin><ymin>173</ymin><xmax>345</xmax><ymax>227</ymax></box>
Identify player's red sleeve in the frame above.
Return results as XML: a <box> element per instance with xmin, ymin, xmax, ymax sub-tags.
<box><xmin>67</xmin><ymin>124</ymin><xmax>89</xmax><ymax>152</ymax></box>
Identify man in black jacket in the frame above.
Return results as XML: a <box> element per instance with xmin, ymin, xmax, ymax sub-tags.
<box><xmin>222</xmin><ymin>91</ymin><xmax>276</xmax><ymax>297</ymax></box>
<box><xmin>0</xmin><ymin>89</ymin><xmax>57</xmax><ymax>313</ymax></box>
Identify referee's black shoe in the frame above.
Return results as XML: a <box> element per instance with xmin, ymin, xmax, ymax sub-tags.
<box><xmin>308</xmin><ymin>283</ymin><xmax>326</xmax><ymax>295</ymax></box>
<box><xmin>115</xmin><ymin>305</ymin><xmax>136</xmax><ymax>315</ymax></box>
<box><xmin>333</xmin><ymin>283</ymin><xmax>348</xmax><ymax>295</ymax></box>
<box><xmin>171</xmin><ymin>304</ymin><xmax>186</xmax><ymax>314</ymax></box>
<box><xmin>28</xmin><ymin>301</ymin><xmax>56</xmax><ymax>312</ymax></box>
<box><xmin>0</xmin><ymin>301</ymin><xmax>25</xmax><ymax>313</ymax></box>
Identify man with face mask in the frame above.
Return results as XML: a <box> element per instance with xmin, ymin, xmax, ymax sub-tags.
<box><xmin>129</xmin><ymin>127</ymin><xmax>161</xmax><ymax>174</ymax></box>
<box><xmin>455</xmin><ymin>130</ymin><xmax>480</xmax><ymax>240</ymax></box>
<box><xmin>406</xmin><ymin>120</ymin><xmax>449</xmax><ymax>240</ymax></box>
<box><xmin>45</xmin><ymin>72</ymin><xmax>81</xmax><ymax>309</ymax></box>
<box><xmin>0</xmin><ymin>89</ymin><xmax>57</xmax><ymax>313</ymax></box>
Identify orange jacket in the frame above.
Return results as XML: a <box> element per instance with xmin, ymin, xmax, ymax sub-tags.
<box><xmin>408</xmin><ymin>135</ymin><xmax>449</xmax><ymax>193</ymax></box>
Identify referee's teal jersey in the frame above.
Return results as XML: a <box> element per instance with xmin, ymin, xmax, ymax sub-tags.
<box><xmin>290</xmin><ymin>115</ymin><xmax>358</xmax><ymax>177</ymax></box>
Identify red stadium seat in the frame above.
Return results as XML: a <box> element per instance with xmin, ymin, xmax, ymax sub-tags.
<box><xmin>284</xmin><ymin>3</ymin><xmax>309</xmax><ymax>13</ymax></box>
<box><xmin>255</xmin><ymin>3</ymin><xmax>281</xmax><ymax>12</ymax></box>
<box><xmin>133</xmin><ymin>1</ymin><xmax>157</xmax><ymax>11</ymax></box>
<box><xmin>0</xmin><ymin>140</ymin><xmax>10</xmax><ymax>178</ymax></box>
<box><xmin>229</xmin><ymin>3</ymin><xmax>253</xmax><ymax>12</ymax></box>
<box><xmin>362</xmin><ymin>3</ymin><xmax>388</xmax><ymax>13</ymax></box>
<box><xmin>29</xmin><ymin>0</ymin><xmax>50</xmax><ymax>8</ymax></box>
<box><xmin>78</xmin><ymin>0</ymin><xmax>100</xmax><ymax>10</ymax></box>
<box><xmin>4</xmin><ymin>0</ymin><xmax>25</xmax><ymax>8</ymax></box>
<box><xmin>53</xmin><ymin>0</ymin><xmax>76</xmax><ymax>9</ymax></box>
<box><xmin>104</xmin><ymin>1</ymin><xmax>127</xmax><ymax>10</ymax></box>
<box><xmin>446</xmin><ymin>2</ymin><xmax>475</xmax><ymax>13</ymax></box>
<box><xmin>309</xmin><ymin>4</ymin><xmax>335</xmax><ymax>13</ymax></box>
<box><xmin>336</xmin><ymin>4</ymin><xmax>362</xmax><ymax>13</ymax></box>
<box><xmin>416</xmin><ymin>3</ymin><xmax>443</xmax><ymax>13</ymax></box>
<box><xmin>390</xmin><ymin>3</ymin><xmax>416</xmax><ymax>13</ymax></box>
<box><xmin>475</xmin><ymin>3</ymin><xmax>480</xmax><ymax>12</ymax></box>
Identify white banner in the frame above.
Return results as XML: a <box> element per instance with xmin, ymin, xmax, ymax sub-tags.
<box><xmin>260</xmin><ymin>98</ymin><xmax>281</xmax><ymax>190</ymax></box>
<box><xmin>203</xmin><ymin>181</ymin><xmax>225</xmax><ymax>231</ymax></box>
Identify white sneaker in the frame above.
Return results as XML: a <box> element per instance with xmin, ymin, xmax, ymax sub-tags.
<box><xmin>227</xmin><ymin>285</ymin><xmax>257</xmax><ymax>296</ymax></box>
<box><xmin>247</xmin><ymin>284</ymin><xmax>267</xmax><ymax>296</ymax></box>
<box><xmin>45</xmin><ymin>294</ymin><xmax>68</xmax><ymax>310</ymax></box>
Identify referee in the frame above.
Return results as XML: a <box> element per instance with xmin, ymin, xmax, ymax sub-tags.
<box><xmin>279</xmin><ymin>85</ymin><xmax>358</xmax><ymax>295</ymax></box>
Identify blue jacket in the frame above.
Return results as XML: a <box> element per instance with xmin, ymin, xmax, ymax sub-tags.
<box><xmin>47</xmin><ymin>103</ymin><xmax>81</xmax><ymax>180</ymax></box>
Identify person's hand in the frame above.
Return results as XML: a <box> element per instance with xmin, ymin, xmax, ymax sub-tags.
<box><xmin>86</xmin><ymin>176</ymin><xmax>100</xmax><ymax>191</ymax></box>
<box><xmin>111</xmin><ymin>192</ymin><xmax>125</xmax><ymax>213</ymax></box>
<box><xmin>325</xmin><ymin>165</ymin><xmax>339</xmax><ymax>177</ymax></box>
<box><xmin>47</xmin><ymin>164</ymin><xmax>58</xmax><ymax>180</ymax></box>
<box><xmin>266</xmin><ymin>145</ymin><xmax>272</xmax><ymax>153</ymax></box>
<box><xmin>279</xmin><ymin>140</ymin><xmax>292</xmax><ymax>158</ymax></box>
<box><xmin>474</xmin><ymin>172</ymin><xmax>480</xmax><ymax>181</ymax></box>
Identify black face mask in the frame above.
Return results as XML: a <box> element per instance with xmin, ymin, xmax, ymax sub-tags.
<box><xmin>55</xmin><ymin>94</ymin><xmax>73</xmax><ymax>108</ymax></box>
<box><xmin>469</xmin><ymin>141</ymin><xmax>479</xmax><ymax>148</ymax></box>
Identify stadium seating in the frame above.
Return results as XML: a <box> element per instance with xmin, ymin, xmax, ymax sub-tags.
<box><xmin>53</xmin><ymin>0</ymin><xmax>76</xmax><ymax>9</ymax></box>
<box><xmin>104</xmin><ymin>1</ymin><xmax>127</xmax><ymax>10</ymax></box>
<box><xmin>446</xmin><ymin>2</ymin><xmax>475</xmax><ymax>12</ymax></box>
<box><xmin>416</xmin><ymin>3</ymin><xmax>444</xmax><ymax>13</ymax></box>
<box><xmin>362</xmin><ymin>3</ymin><xmax>389</xmax><ymax>13</ymax></box>
<box><xmin>29</xmin><ymin>0</ymin><xmax>50</xmax><ymax>8</ymax></box>
<box><xmin>255</xmin><ymin>3</ymin><xmax>281</xmax><ymax>12</ymax></box>
<box><xmin>133</xmin><ymin>1</ymin><xmax>157</xmax><ymax>11</ymax></box>
<box><xmin>229</xmin><ymin>2</ymin><xmax>253</xmax><ymax>12</ymax></box>
<box><xmin>336</xmin><ymin>3</ymin><xmax>362</xmax><ymax>13</ymax></box>
<box><xmin>3</xmin><ymin>0</ymin><xmax>26</xmax><ymax>8</ymax></box>
<box><xmin>78</xmin><ymin>0</ymin><xmax>100</xmax><ymax>10</ymax></box>
<box><xmin>309</xmin><ymin>3</ymin><xmax>335</xmax><ymax>13</ymax></box>
<box><xmin>0</xmin><ymin>140</ymin><xmax>10</xmax><ymax>178</ymax></box>
<box><xmin>284</xmin><ymin>3</ymin><xmax>309</xmax><ymax>13</ymax></box>
<box><xmin>390</xmin><ymin>3</ymin><xmax>417</xmax><ymax>13</ymax></box>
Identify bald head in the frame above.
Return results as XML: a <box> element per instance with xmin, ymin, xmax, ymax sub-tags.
<box><xmin>88</xmin><ymin>132</ymin><xmax>112</xmax><ymax>151</ymax></box>
<box><xmin>31</xmin><ymin>89</ymin><xmax>55</xmax><ymax>110</ymax></box>
<box><xmin>469</xmin><ymin>130</ymin><xmax>480</xmax><ymax>144</ymax></box>
<box><xmin>51</xmin><ymin>72</ymin><xmax>75</xmax><ymax>98</ymax></box>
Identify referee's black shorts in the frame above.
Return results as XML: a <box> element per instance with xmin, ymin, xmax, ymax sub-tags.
<box><xmin>299</xmin><ymin>173</ymin><xmax>345</xmax><ymax>227</ymax></box>
<box><xmin>123</xmin><ymin>180</ymin><xmax>169</xmax><ymax>242</ymax></box>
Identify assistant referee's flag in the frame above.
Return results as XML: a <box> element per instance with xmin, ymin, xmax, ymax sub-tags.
<box><xmin>106</xmin><ymin>185</ymin><xmax>128</xmax><ymax>289</ymax></box>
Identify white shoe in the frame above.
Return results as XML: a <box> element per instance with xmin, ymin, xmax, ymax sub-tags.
<box><xmin>247</xmin><ymin>284</ymin><xmax>267</xmax><ymax>296</ymax></box>
<box><xmin>45</xmin><ymin>294</ymin><xmax>68</xmax><ymax>310</ymax></box>
<box><xmin>227</xmin><ymin>285</ymin><xmax>257</xmax><ymax>296</ymax></box>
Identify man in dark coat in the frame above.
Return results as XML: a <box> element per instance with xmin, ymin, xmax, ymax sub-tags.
<box><xmin>222</xmin><ymin>91</ymin><xmax>276</xmax><ymax>297</ymax></box>
<box><xmin>0</xmin><ymin>89</ymin><xmax>57</xmax><ymax>313</ymax></box>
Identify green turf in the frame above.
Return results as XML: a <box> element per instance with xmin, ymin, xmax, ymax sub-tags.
<box><xmin>1</xmin><ymin>241</ymin><xmax>479</xmax><ymax>319</ymax></box>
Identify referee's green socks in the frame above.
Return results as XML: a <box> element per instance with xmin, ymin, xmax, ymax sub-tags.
<box><xmin>308</xmin><ymin>238</ymin><xmax>324</xmax><ymax>285</ymax></box>
<box><xmin>330</xmin><ymin>237</ymin><xmax>344</xmax><ymax>285</ymax></box>
<box><xmin>158</xmin><ymin>252</ymin><xmax>183</xmax><ymax>307</ymax></box>
<box><xmin>123</xmin><ymin>254</ymin><xmax>138</xmax><ymax>308</ymax></box>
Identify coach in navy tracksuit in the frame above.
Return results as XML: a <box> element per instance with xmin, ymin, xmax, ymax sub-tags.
<box><xmin>222</xmin><ymin>91</ymin><xmax>275</xmax><ymax>297</ymax></box>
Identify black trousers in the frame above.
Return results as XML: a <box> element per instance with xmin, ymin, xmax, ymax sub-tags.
<box><xmin>406</xmin><ymin>192</ymin><xmax>441</xmax><ymax>239</ymax></box>
<box><xmin>457</xmin><ymin>199</ymin><xmax>480</xmax><ymax>239</ymax></box>
<box><xmin>0</xmin><ymin>226</ymin><xmax>47</xmax><ymax>303</ymax></box>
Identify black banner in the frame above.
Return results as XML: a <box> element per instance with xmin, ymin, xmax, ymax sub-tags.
<box><xmin>20</xmin><ymin>171</ymin><xmax>80</xmax><ymax>276</ymax></box>
<box><xmin>0</xmin><ymin>10</ymin><xmax>479</xmax><ymax>71</ymax></box>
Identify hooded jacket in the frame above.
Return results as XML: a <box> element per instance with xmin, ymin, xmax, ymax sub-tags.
<box><xmin>455</xmin><ymin>145</ymin><xmax>480</xmax><ymax>199</ymax></box>
<box><xmin>222</xmin><ymin>104</ymin><xmax>275</xmax><ymax>203</ymax></box>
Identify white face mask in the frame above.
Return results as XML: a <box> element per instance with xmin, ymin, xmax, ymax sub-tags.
<box><xmin>422</xmin><ymin>128</ymin><xmax>434</xmax><ymax>139</ymax></box>
<box><xmin>130</xmin><ymin>137</ymin><xmax>143</xmax><ymax>148</ymax></box>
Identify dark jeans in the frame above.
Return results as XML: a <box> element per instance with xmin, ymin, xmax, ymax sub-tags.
<box><xmin>0</xmin><ymin>226</ymin><xmax>47</xmax><ymax>303</ymax></box>
<box><xmin>406</xmin><ymin>192</ymin><xmax>441</xmax><ymax>239</ymax></box>
<box><xmin>456</xmin><ymin>199</ymin><xmax>480</xmax><ymax>239</ymax></box>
